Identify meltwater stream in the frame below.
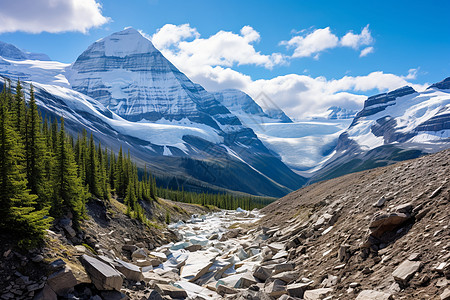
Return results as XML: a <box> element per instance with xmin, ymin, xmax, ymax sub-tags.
<box><xmin>148</xmin><ymin>209</ymin><xmax>265</xmax><ymax>299</ymax></box>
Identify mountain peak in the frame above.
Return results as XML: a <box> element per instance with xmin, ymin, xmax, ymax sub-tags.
<box><xmin>96</xmin><ymin>27</ymin><xmax>157</xmax><ymax>57</ymax></box>
<box><xmin>0</xmin><ymin>41</ymin><xmax>50</xmax><ymax>61</ymax></box>
<box><xmin>428</xmin><ymin>76</ymin><xmax>450</xmax><ymax>90</ymax></box>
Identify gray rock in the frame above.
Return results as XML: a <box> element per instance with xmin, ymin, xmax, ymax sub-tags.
<box><xmin>82</xmin><ymin>254</ymin><xmax>123</xmax><ymax>291</ymax></box>
<box><xmin>253</xmin><ymin>266</ymin><xmax>272</xmax><ymax>282</ymax></box>
<box><xmin>286</xmin><ymin>282</ymin><xmax>311</xmax><ymax>298</ymax></box>
<box><xmin>115</xmin><ymin>259</ymin><xmax>143</xmax><ymax>281</ymax></box>
<box><xmin>303</xmin><ymin>288</ymin><xmax>333</xmax><ymax>300</ymax></box>
<box><xmin>356</xmin><ymin>290</ymin><xmax>392</xmax><ymax>300</ymax></box>
<box><xmin>273</xmin><ymin>263</ymin><xmax>295</xmax><ymax>275</ymax></box>
<box><xmin>154</xmin><ymin>283</ymin><xmax>187</xmax><ymax>298</ymax></box>
<box><xmin>373</xmin><ymin>197</ymin><xmax>386</xmax><ymax>207</ymax></box>
<box><xmin>47</xmin><ymin>266</ymin><xmax>77</xmax><ymax>296</ymax></box>
<box><xmin>265</xmin><ymin>279</ymin><xmax>287</xmax><ymax>298</ymax></box>
<box><xmin>132</xmin><ymin>248</ymin><xmax>148</xmax><ymax>260</ymax></box>
<box><xmin>272</xmin><ymin>271</ymin><xmax>297</xmax><ymax>283</ymax></box>
<box><xmin>441</xmin><ymin>288</ymin><xmax>450</xmax><ymax>300</ymax></box>
<box><xmin>392</xmin><ymin>260</ymin><xmax>422</xmax><ymax>284</ymax></box>
<box><xmin>322</xmin><ymin>274</ymin><xmax>338</xmax><ymax>287</ymax></box>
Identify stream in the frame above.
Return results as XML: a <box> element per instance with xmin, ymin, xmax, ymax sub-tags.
<box><xmin>147</xmin><ymin>208</ymin><xmax>270</xmax><ymax>299</ymax></box>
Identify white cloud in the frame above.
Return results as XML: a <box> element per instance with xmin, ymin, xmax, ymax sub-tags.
<box><xmin>0</xmin><ymin>0</ymin><xmax>109</xmax><ymax>34</ymax></box>
<box><xmin>341</xmin><ymin>25</ymin><xmax>373</xmax><ymax>49</ymax></box>
<box><xmin>152</xmin><ymin>24</ymin><xmax>287</xmax><ymax>70</ymax></box>
<box><xmin>281</xmin><ymin>25</ymin><xmax>375</xmax><ymax>58</ymax></box>
<box><xmin>280</xmin><ymin>27</ymin><xmax>339</xmax><ymax>58</ymax></box>
<box><xmin>151</xmin><ymin>24</ymin><xmax>199</xmax><ymax>49</ymax></box>
<box><xmin>151</xmin><ymin>24</ymin><xmax>421</xmax><ymax>120</ymax></box>
<box><xmin>359</xmin><ymin>46</ymin><xmax>374</xmax><ymax>57</ymax></box>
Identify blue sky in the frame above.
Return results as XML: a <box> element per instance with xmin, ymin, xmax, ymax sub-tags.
<box><xmin>0</xmin><ymin>0</ymin><xmax>449</xmax><ymax>118</ymax></box>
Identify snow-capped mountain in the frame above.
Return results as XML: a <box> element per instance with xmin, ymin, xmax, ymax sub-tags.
<box><xmin>311</xmin><ymin>79</ymin><xmax>450</xmax><ymax>182</ymax></box>
<box><xmin>213</xmin><ymin>89</ymin><xmax>292</xmax><ymax>125</ymax></box>
<box><xmin>0</xmin><ymin>30</ymin><xmax>305</xmax><ymax>197</ymax></box>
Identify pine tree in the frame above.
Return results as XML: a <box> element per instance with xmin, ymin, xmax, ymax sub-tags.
<box><xmin>25</xmin><ymin>85</ymin><xmax>48</xmax><ymax>206</ymax></box>
<box><xmin>0</xmin><ymin>88</ymin><xmax>52</xmax><ymax>248</ymax></box>
<box><xmin>52</xmin><ymin>118</ymin><xmax>86</xmax><ymax>224</ymax></box>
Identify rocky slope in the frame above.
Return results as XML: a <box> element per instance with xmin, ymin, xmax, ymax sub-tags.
<box><xmin>254</xmin><ymin>148</ymin><xmax>450</xmax><ymax>299</ymax></box>
<box><xmin>0</xmin><ymin>196</ymin><xmax>215</xmax><ymax>300</ymax></box>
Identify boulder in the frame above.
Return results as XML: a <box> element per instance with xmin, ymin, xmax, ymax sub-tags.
<box><xmin>286</xmin><ymin>282</ymin><xmax>311</xmax><ymax>298</ymax></box>
<box><xmin>132</xmin><ymin>248</ymin><xmax>148</xmax><ymax>260</ymax></box>
<box><xmin>265</xmin><ymin>279</ymin><xmax>287</xmax><ymax>298</ymax></box>
<box><xmin>369</xmin><ymin>211</ymin><xmax>411</xmax><ymax>238</ymax></box>
<box><xmin>47</xmin><ymin>266</ymin><xmax>77</xmax><ymax>296</ymax></box>
<box><xmin>115</xmin><ymin>259</ymin><xmax>143</xmax><ymax>281</ymax></box>
<box><xmin>392</xmin><ymin>260</ymin><xmax>422</xmax><ymax>285</ymax></box>
<box><xmin>82</xmin><ymin>255</ymin><xmax>123</xmax><ymax>291</ymax></box>
<box><xmin>356</xmin><ymin>290</ymin><xmax>392</xmax><ymax>300</ymax></box>
<box><xmin>180</xmin><ymin>251</ymin><xmax>217</xmax><ymax>282</ymax></box>
<box><xmin>303</xmin><ymin>288</ymin><xmax>333</xmax><ymax>300</ymax></box>
<box><xmin>253</xmin><ymin>266</ymin><xmax>272</xmax><ymax>281</ymax></box>
<box><xmin>154</xmin><ymin>283</ymin><xmax>188</xmax><ymax>298</ymax></box>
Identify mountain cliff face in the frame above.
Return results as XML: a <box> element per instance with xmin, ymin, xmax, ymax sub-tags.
<box><xmin>311</xmin><ymin>80</ymin><xmax>450</xmax><ymax>183</ymax></box>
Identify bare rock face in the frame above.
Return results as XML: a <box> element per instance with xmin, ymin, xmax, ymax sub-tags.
<box><xmin>82</xmin><ymin>255</ymin><xmax>123</xmax><ymax>291</ymax></box>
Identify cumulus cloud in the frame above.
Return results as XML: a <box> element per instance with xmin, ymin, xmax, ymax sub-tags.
<box><xmin>281</xmin><ymin>25</ymin><xmax>375</xmax><ymax>59</ymax></box>
<box><xmin>0</xmin><ymin>0</ymin><xmax>110</xmax><ymax>34</ymax></box>
<box><xmin>341</xmin><ymin>25</ymin><xmax>373</xmax><ymax>49</ymax></box>
<box><xmin>280</xmin><ymin>27</ymin><xmax>339</xmax><ymax>58</ymax></box>
<box><xmin>152</xmin><ymin>24</ymin><xmax>287</xmax><ymax>70</ymax></box>
<box><xmin>151</xmin><ymin>24</ymin><xmax>421</xmax><ymax>120</ymax></box>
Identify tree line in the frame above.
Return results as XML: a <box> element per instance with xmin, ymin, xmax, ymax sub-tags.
<box><xmin>0</xmin><ymin>80</ymin><xmax>275</xmax><ymax>248</ymax></box>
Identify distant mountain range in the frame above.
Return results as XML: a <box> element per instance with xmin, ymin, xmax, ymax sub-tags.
<box><xmin>0</xmin><ymin>28</ymin><xmax>449</xmax><ymax>196</ymax></box>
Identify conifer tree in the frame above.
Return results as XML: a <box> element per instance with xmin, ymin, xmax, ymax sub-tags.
<box><xmin>0</xmin><ymin>87</ymin><xmax>52</xmax><ymax>248</ymax></box>
<box><xmin>52</xmin><ymin>118</ymin><xmax>86</xmax><ymax>223</ymax></box>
